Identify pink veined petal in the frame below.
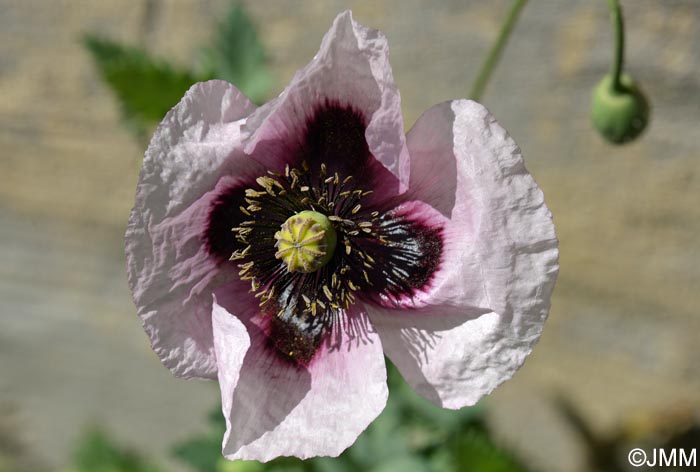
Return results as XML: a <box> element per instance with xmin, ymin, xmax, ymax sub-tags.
<box><xmin>243</xmin><ymin>10</ymin><xmax>410</xmax><ymax>191</ymax></box>
<box><xmin>213</xmin><ymin>285</ymin><xmax>388</xmax><ymax>462</ymax></box>
<box><xmin>369</xmin><ymin>100</ymin><xmax>559</xmax><ymax>409</ymax></box>
<box><xmin>126</xmin><ymin>80</ymin><xmax>258</xmax><ymax>379</ymax></box>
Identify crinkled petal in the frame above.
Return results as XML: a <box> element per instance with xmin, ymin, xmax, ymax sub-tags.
<box><xmin>212</xmin><ymin>296</ymin><xmax>250</xmax><ymax>415</ymax></box>
<box><xmin>369</xmin><ymin>100</ymin><xmax>558</xmax><ymax>409</ymax></box>
<box><xmin>213</xmin><ymin>286</ymin><xmax>388</xmax><ymax>462</ymax></box>
<box><xmin>126</xmin><ymin>80</ymin><xmax>257</xmax><ymax>379</ymax></box>
<box><xmin>244</xmin><ymin>11</ymin><xmax>409</xmax><ymax>190</ymax></box>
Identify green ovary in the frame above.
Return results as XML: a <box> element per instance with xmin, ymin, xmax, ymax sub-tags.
<box><xmin>274</xmin><ymin>211</ymin><xmax>337</xmax><ymax>273</ymax></box>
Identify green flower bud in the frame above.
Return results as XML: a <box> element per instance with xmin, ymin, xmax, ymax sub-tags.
<box><xmin>591</xmin><ymin>73</ymin><xmax>650</xmax><ymax>144</ymax></box>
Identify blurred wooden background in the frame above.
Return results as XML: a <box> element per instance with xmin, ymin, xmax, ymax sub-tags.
<box><xmin>1</xmin><ymin>1</ymin><xmax>699</xmax><ymax>470</ymax></box>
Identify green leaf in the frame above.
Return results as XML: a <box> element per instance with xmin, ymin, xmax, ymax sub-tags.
<box><xmin>83</xmin><ymin>35</ymin><xmax>200</xmax><ymax>136</ymax></box>
<box><xmin>207</xmin><ymin>404</ymin><xmax>227</xmax><ymax>432</ymax></box>
<box><xmin>200</xmin><ymin>2</ymin><xmax>272</xmax><ymax>104</ymax></box>
<box><xmin>172</xmin><ymin>436</ymin><xmax>222</xmax><ymax>472</ymax></box>
<box><xmin>264</xmin><ymin>457</ymin><xmax>313</xmax><ymax>472</ymax></box>
<box><xmin>70</xmin><ymin>428</ymin><xmax>161</xmax><ymax>472</ymax></box>
<box><xmin>370</xmin><ymin>456</ymin><xmax>431</xmax><ymax>472</ymax></box>
<box><xmin>171</xmin><ymin>405</ymin><xmax>226</xmax><ymax>472</ymax></box>
<box><xmin>216</xmin><ymin>458</ymin><xmax>265</xmax><ymax>472</ymax></box>
<box><xmin>344</xmin><ymin>393</ymin><xmax>412</xmax><ymax>468</ymax></box>
<box><xmin>385</xmin><ymin>360</ymin><xmax>484</xmax><ymax>444</ymax></box>
<box><xmin>452</xmin><ymin>430</ymin><xmax>531</xmax><ymax>472</ymax></box>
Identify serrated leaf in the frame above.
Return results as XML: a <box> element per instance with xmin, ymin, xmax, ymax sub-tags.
<box><xmin>84</xmin><ymin>35</ymin><xmax>200</xmax><ymax>136</ymax></box>
<box><xmin>200</xmin><ymin>2</ymin><xmax>272</xmax><ymax>104</ymax></box>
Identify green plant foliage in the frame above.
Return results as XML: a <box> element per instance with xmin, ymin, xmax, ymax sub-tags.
<box><xmin>449</xmin><ymin>430</ymin><xmax>532</xmax><ymax>472</ymax></box>
<box><xmin>83</xmin><ymin>36</ymin><xmax>200</xmax><ymax>138</ymax></box>
<box><xmin>171</xmin><ymin>408</ymin><xmax>226</xmax><ymax>472</ymax></box>
<box><xmin>173</xmin><ymin>361</ymin><xmax>530</xmax><ymax>472</ymax></box>
<box><xmin>199</xmin><ymin>2</ymin><xmax>272</xmax><ymax>104</ymax></box>
<box><xmin>64</xmin><ymin>428</ymin><xmax>161</xmax><ymax>472</ymax></box>
<box><xmin>84</xmin><ymin>2</ymin><xmax>272</xmax><ymax>142</ymax></box>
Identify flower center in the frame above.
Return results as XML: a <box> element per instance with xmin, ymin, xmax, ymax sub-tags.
<box><xmin>274</xmin><ymin>211</ymin><xmax>337</xmax><ymax>273</ymax></box>
<box><xmin>229</xmin><ymin>163</ymin><xmax>377</xmax><ymax>317</ymax></box>
<box><xmin>214</xmin><ymin>161</ymin><xmax>442</xmax><ymax>364</ymax></box>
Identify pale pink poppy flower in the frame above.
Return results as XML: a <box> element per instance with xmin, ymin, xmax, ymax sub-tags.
<box><xmin>125</xmin><ymin>11</ymin><xmax>558</xmax><ymax>462</ymax></box>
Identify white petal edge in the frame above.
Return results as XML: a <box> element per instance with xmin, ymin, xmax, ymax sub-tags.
<box><xmin>126</xmin><ymin>80</ymin><xmax>257</xmax><ymax>379</ymax></box>
<box><xmin>370</xmin><ymin>100</ymin><xmax>559</xmax><ymax>409</ymax></box>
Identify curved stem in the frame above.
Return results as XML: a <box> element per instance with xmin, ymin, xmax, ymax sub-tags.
<box><xmin>607</xmin><ymin>0</ymin><xmax>625</xmax><ymax>91</ymax></box>
<box><xmin>468</xmin><ymin>0</ymin><xmax>529</xmax><ymax>101</ymax></box>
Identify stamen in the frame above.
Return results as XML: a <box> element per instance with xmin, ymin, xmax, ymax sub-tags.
<box><xmin>212</xmin><ymin>160</ymin><xmax>443</xmax><ymax>365</ymax></box>
<box><xmin>323</xmin><ymin>285</ymin><xmax>333</xmax><ymax>301</ymax></box>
